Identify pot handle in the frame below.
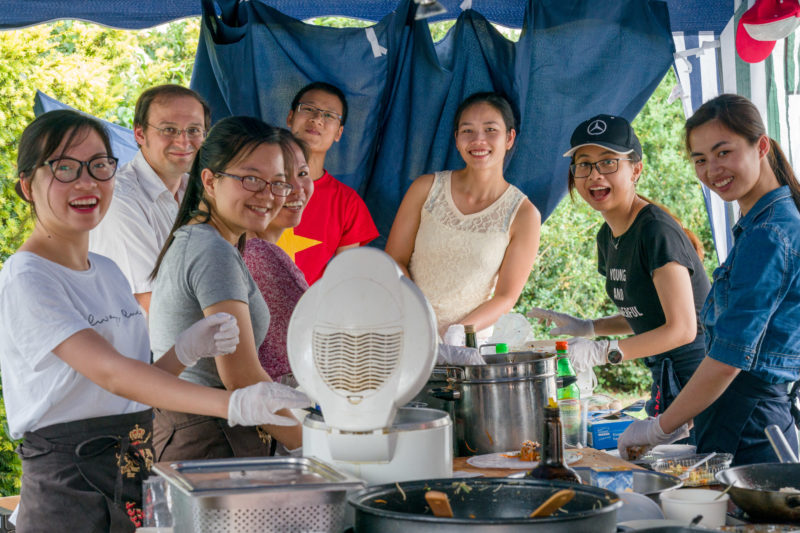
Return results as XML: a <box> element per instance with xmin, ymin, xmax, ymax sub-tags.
<box><xmin>429</xmin><ymin>387</ymin><xmax>461</xmax><ymax>401</ymax></box>
<box><xmin>787</xmin><ymin>494</ymin><xmax>800</xmax><ymax>508</ymax></box>
<box><xmin>556</xmin><ymin>375</ymin><xmax>578</xmax><ymax>388</ymax></box>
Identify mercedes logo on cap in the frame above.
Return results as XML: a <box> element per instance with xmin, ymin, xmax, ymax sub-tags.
<box><xmin>587</xmin><ymin>119</ymin><xmax>607</xmax><ymax>135</ymax></box>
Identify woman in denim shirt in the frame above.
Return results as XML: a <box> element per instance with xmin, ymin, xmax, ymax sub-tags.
<box><xmin>619</xmin><ymin>94</ymin><xmax>800</xmax><ymax>465</ymax></box>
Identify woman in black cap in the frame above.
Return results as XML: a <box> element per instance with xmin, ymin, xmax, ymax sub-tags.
<box><xmin>529</xmin><ymin>114</ymin><xmax>710</xmax><ymax>436</ymax></box>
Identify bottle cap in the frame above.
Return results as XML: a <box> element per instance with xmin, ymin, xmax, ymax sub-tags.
<box><xmin>464</xmin><ymin>324</ymin><xmax>476</xmax><ymax>334</ymax></box>
<box><xmin>555</xmin><ymin>340</ymin><xmax>568</xmax><ymax>352</ymax></box>
<box><xmin>495</xmin><ymin>343</ymin><xmax>508</xmax><ymax>354</ymax></box>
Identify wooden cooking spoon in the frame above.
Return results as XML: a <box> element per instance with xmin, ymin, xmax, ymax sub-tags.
<box><xmin>529</xmin><ymin>489</ymin><xmax>576</xmax><ymax>518</ymax></box>
<box><xmin>425</xmin><ymin>490</ymin><xmax>454</xmax><ymax>518</ymax></box>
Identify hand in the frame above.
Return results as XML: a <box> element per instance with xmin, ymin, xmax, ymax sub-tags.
<box><xmin>175</xmin><ymin>312</ymin><xmax>239</xmax><ymax>367</ymax></box>
<box><xmin>228</xmin><ymin>381</ymin><xmax>312</xmax><ymax>427</ymax></box>
<box><xmin>617</xmin><ymin>416</ymin><xmax>691</xmax><ymax>459</ymax></box>
<box><xmin>443</xmin><ymin>324</ymin><xmax>466</xmax><ymax>346</ymax></box>
<box><xmin>437</xmin><ymin>344</ymin><xmax>485</xmax><ymax>366</ymax></box>
<box><xmin>565</xmin><ymin>337</ymin><xmax>609</xmax><ymax>372</ymax></box>
<box><xmin>527</xmin><ymin>307</ymin><xmax>595</xmax><ymax>338</ymax></box>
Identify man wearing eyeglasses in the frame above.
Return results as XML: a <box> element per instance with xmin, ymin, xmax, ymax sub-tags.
<box><xmin>280</xmin><ymin>81</ymin><xmax>379</xmax><ymax>285</ymax></box>
<box><xmin>90</xmin><ymin>84</ymin><xmax>210</xmax><ymax>313</ymax></box>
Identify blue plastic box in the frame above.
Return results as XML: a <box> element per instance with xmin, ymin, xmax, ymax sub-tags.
<box><xmin>587</xmin><ymin>410</ymin><xmax>636</xmax><ymax>449</ymax></box>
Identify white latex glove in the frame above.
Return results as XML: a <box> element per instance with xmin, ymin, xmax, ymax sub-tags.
<box><xmin>175</xmin><ymin>312</ymin><xmax>239</xmax><ymax>367</ymax></box>
<box><xmin>566</xmin><ymin>337</ymin><xmax>609</xmax><ymax>372</ymax></box>
<box><xmin>436</xmin><ymin>343</ymin><xmax>485</xmax><ymax>366</ymax></box>
<box><xmin>443</xmin><ymin>324</ymin><xmax>466</xmax><ymax>346</ymax></box>
<box><xmin>527</xmin><ymin>307</ymin><xmax>595</xmax><ymax>338</ymax></box>
<box><xmin>617</xmin><ymin>416</ymin><xmax>691</xmax><ymax>460</ymax></box>
<box><xmin>227</xmin><ymin>381</ymin><xmax>312</xmax><ymax>427</ymax></box>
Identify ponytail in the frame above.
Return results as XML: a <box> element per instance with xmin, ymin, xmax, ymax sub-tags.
<box><xmin>768</xmin><ymin>138</ymin><xmax>800</xmax><ymax>211</ymax></box>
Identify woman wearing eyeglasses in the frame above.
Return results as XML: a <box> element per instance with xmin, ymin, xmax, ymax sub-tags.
<box><xmin>0</xmin><ymin>110</ymin><xmax>310</xmax><ymax>531</ymax></box>
<box><xmin>528</xmin><ymin>114</ymin><xmax>711</xmax><ymax>430</ymax></box>
<box><xmin>149</xmin><ymin>116</ymin><xmax>306</xmax><ymax>461</ymax></box>
<box><xmin>386</xmin><ymin>92</ymin><xmax>541</xmax><ymax>342</ymax></box>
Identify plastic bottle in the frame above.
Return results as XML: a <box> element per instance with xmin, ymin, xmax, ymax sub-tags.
<box><xmin>525</xmin><ymin>399</ymin><xmax>581</xmax><ymax>483</ymax></box>
<box><xmin>555</xmin><ymin>340</ymin><xmax>582</xmax><ymax>447</ymax></box>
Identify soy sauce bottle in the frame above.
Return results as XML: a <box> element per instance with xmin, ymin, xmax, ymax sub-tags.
<box><xmin>525</xmin><ymin>400</ymin><xmax>581</xmax><ymax>484</ymax></box>
<box><xmin>464</xmin><ymin>324</ymin><xmax>477</xmax><ymax>349</ymax></box>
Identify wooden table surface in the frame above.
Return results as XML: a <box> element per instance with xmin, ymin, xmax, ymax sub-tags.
<box><xmin>453</xmin><ymin>447</ymin><xmax>644</xmax><ymax>477</ymax></box>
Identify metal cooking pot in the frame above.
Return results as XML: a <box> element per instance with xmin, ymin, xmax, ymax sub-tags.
<box><xmin>715</xmin><ymin>463</ymin><xmax>800</xmax><ymax>523</ymax></box>
<box><xmin>348</xmin><ymin>477</ymin><xmax>622</xmax><ymax>532</ymax></box>
<box><xmin>413</xmin><ymin>351</ymin><xmax>560</xmax><ymax>455</ymax></box>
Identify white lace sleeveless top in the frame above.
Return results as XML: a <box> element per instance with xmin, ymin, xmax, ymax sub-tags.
<box><xmin>409</xmin><ymin>171</ymin><xmax>526</xmax><ymax>335</ymax></box>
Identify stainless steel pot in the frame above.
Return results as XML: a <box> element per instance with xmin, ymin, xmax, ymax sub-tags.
<box><xmin>715</xmin><ymin>463</ymin><xmax>800</xmax><ymax>523</ymax></box>
<box><xmin>414</xmin><ymin>351</ymin><xmax>558</xmax><ymax>455</ymax></box>
<box><xmin>348</xmin><ymin>477</ymin><xmax>622</xmax><ymax>532</ymax></box>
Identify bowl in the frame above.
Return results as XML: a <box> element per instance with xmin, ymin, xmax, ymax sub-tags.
<box><xmin>659</xmin><ymin>488</ymin><xmax>730</xmax><ymax>529</ymax></box>
<box><xmin>651</xmin><ymin>453</ymin><xmax>733</xmax><ymax>487</ymax></box>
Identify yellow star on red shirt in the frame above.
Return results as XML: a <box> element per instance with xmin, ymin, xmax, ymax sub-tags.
<box><xmin>276</xmin><ymin>228</ymin><xmax>321</xmax><ymax>261</ymax></box>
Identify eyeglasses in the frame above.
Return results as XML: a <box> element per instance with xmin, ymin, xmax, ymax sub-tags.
<box><xmin>146</xmin><ymin>123</ymin><xmax>206</xmax><ymax>139</ymax></box>
<box><xmin>295</xmin><ymin>103</ymin><xmax>342</xmax><ymax>125</ymax></box>
<box><xmin>215</xmin><ymin>171</ymin><xmax>294</xmax><ymax>196</ymax></box>
<box><xmin>570</xmin><ymin>158</ymin><xmax>633</xmax><ymax>178</ymax></box>
<box><xmin>44</xmin><ymin>156</ymin><xmax>119</xmax><ymax>183</ymax></box>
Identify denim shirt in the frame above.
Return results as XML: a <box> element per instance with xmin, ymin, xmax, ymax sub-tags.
<box><xmin>702</xmin><ymin>186</ymin><xmax>800</xmax><ymax>384</ymax></box>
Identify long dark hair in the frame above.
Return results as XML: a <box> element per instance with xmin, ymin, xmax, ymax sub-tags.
<box><xmin>16</xmin><ymin>110</ymin><xmax>113</xmax><ymax>217</ymax></box>
<box><xmin>453</xmin><ymin>92</ymin><xmax>517</xmax><ymax>134</ymax></box>
<box><xmin>685</xmin><ymin>93</ymin><xmax>800</xmax><ymax>210</ymax></box>
<box><xmin>151</xmin><ymin>116</ymin><xmax>291</xmax><ymax>279</ymax></box>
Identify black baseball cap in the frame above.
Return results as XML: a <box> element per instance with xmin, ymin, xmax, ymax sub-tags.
<box><xmin>563</xmin><ymin>114</ymin><xmax>642</xmax><ymax>159</ymax></box>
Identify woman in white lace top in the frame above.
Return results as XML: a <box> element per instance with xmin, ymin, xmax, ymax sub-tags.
<box><xmin>386</xmin><ymin>92</ymin><xmax>541</xmax><ymax>339</ymax></box>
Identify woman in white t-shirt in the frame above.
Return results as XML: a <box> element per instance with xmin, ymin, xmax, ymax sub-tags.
<box><xmin>0</xmin><ymin>110</ymin><xmax>310</xmax><ymax>532</ymax></box>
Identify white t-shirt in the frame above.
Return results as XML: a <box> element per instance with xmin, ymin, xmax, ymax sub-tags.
<box><xmin>89</xmin><ymin>150</ymin><xmax>187</xmax><ymax>294</ymax></box>
<box><xmin>0</xmin><ymin>252</ymin><xmax>151</xmax><ymax>439</ymax></box>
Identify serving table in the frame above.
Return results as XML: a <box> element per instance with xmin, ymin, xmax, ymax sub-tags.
<box><xmin>453</xmin><ymin>447</ymin><xmax>644</xmax><ymax>477</ymax></box>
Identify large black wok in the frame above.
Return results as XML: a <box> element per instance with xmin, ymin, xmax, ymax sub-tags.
<box><xmin>348</xmin><ymin>478</ymin><xmax>622</xmax><ymax>532</ymax></box>
<box><xmin>715</xmin><ymin>463</ymin><xmax>800</xmax><ymax>523</ymax></box>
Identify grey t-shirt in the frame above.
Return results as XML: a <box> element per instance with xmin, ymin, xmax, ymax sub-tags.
<box><xmin>149</xmin><ymin>223</ymin><xmax>270</xmax><ymax>387</ymax></box>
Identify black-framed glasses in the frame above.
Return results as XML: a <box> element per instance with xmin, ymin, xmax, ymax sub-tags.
<box><xmin>146</xmin><ymin>123</ymin><xmax>206</xmax><ymax>139</ymax></box>
<box><xmin>295</xmin><ymin>103</ymin><xmax>342</xmax><ymax>125</ymax></box>
<box><xmin>44</xmin><ymin>156</ymin><xmax>118</xmax><ymax>183</ymax></box>
<box><xmin>570</xmin><ymin>158</ymin><xmax>633</xmax><ymax>178</ymax></box>
<box><xmin>216</xmin><ymin>171</ymin><xmax>294</xmax><ymax>196</ymax></box>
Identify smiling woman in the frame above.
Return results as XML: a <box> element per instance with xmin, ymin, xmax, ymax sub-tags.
<box><xmin>385</xmin><ymin>92</ymin><xmax>541</xmax><ymax>342</ymax></box>
<box><xmin>148</xmin><ymin>115</ymin><xmax>307</xmax><ymax>462</ymax></box>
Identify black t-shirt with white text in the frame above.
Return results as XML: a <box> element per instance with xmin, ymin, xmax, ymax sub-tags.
<box><xmin>597</xmin><ymin>203</ymin><xmax>710</xmax><ymax>362</ymax></box>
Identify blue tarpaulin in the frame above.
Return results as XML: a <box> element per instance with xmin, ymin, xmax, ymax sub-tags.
<box><xmin>190</xmin><ymin>0</ymin><xmax>674</xmax><ymax>245</ymax></box>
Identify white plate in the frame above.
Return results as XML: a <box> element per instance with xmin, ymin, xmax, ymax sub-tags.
<box><xmin>645</xmin><ymin>444</ymin><xmax>697</xmax><ymax>460</ymax></box>
<box><xmin>466</xmin><ymin>450</ymin><xmax>581</xmax><ymax>469</ymax></box>
<box><xmin>616</xmin><ymin>491</ymin><xmax>665</xmax><ymax>523</ymax></box>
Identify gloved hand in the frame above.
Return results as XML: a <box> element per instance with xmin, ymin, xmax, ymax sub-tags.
<box><xmin>443</xmin><ymin>324</ymin><xmax>466</xmax><ymax>346</ymax></box>
<box><xmin>228</xmin><ymin>381</ymin><xmax>313</xmax><ymax>427</ymax></box>
<box><xmin>617</xmin><ymin>416</ymin><xmax>691</xmax><ymax>460</ymax></box>
<box><xmin>175</xmin><ymin>312</ymin><xmax>239</xmax><ymax>367</ymax></box>
<box><xmin>566</xmin><ymin>337</ymin><xmax>609</xmax><ymax>372</ymax></box>
<box><xmin>527</xmin><ymin>307</ymin><xmax>595</xmax><ymax>338</ymax></box>
<box><xmin>437</xmin><ymin>343</ymin><xmax>485</xmax><ymax>366</ymax></box>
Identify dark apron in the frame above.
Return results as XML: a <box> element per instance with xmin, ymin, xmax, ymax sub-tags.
<box><xmin>646</xmin><ymin>351</ymin><xmax>707</xmax><ymax>445</ymax></box>
<box><xmin>15</xmin><ymin>409</ymin><xmax>153</xmax><ymax>533</ymax></box>
<box><xmin>696</xmin><ymin>371</ymin><xmax>800</xmax><ymax>466</ymax></box>
<box><xmin>153</xmin><ymin>408</ymin><xmax>274</xmax><ymax>462</ymax></box>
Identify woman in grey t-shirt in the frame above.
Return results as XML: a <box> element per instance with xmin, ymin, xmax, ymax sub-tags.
<box><xmin>150</xmin><ymin>116</ymin><xmax>304</xmax><ymax>460</ymax></box>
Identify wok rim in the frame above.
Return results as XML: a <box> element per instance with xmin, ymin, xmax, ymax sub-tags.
<box><xmin>348</xmin><ymin>477</ymin><xmax>623</xmax><ymax>525</ymax></box>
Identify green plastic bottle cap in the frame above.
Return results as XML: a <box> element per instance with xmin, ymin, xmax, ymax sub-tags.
<box><xmin>495</xmin><ymin>343</ymin><xmax>508</xmax><ymax>354</ymax></box>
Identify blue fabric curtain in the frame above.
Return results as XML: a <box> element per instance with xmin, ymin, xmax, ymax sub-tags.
<box><xmin>192</xmin><ymin>0</ymin><xmax>675</xmax><ymax>246</ymax></box>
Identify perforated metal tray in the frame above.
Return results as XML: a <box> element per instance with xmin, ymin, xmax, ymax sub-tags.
<box><xmin>153</xmin><ymin>456</ymin><xmax>365</xmax><ymax>533</ymax></box>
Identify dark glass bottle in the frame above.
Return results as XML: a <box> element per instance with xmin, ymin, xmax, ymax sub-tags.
<box><xmin>525</xmin><ymin>402</ymin><xmax>582</xmax><ymax>484</ymax></box>
<box><xmin>464</xmin><ymin>324</ymin><xmax>477</xmax><ymax>348</ymax></box>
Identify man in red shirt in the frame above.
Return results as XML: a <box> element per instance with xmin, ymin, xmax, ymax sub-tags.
<box><xmin>279</xmin><ymin>81</ymin><xmax>379</xmax><ymax>284</ymax></box>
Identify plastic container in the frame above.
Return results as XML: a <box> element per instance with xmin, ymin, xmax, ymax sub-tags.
<box><xmin>659</xmin><ymin>488</ymin><xmax>729</xmax><ymax>529</ymax></box>
<box><xmin>651</xmin><ymin>453</ymin><xmax>733</xmax><ymax>487</ymax></box>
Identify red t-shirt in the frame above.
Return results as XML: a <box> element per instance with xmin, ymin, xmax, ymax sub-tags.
<box><xmin>277</xmin><ymin>170</ymin><xmax>379</xmax><ymax>284</ymax></box>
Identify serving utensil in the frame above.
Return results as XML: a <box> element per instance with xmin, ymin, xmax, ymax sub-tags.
<box><xmin>529</xmin><ymin>489</ymin><xmax>576</xmax><ymax>518</ymax></box>
<box><xmin>679</xmin><ymin>452</ymin><xmax>717</xmax><ymax>480</ymax></box>
<box><xmin>765</xmin><ymin>424</ymin><xmax>799</xmax><ymax>463</ymax></box>
<box><xmin>425</xmin><ymin>490</ymin><xmax>454</xmax><ymax>517</ymax></box>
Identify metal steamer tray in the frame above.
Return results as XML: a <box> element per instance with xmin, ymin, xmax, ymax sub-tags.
<box><xmin>152</xmin><ymin>456</ymin><xmax>365</xmax><ymax>533</ymax></box>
